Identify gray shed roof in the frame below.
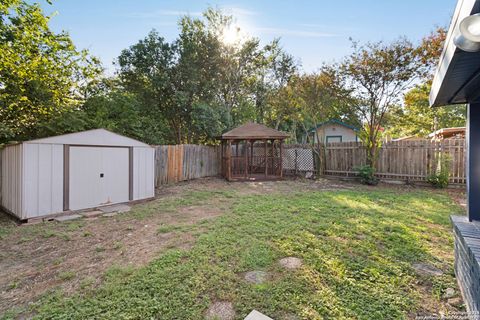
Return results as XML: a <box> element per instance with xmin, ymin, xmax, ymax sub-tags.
<box><xmin>25</xmin><ymin>129</ymin><xmax>151</xmax><ymax>147</ymax></box>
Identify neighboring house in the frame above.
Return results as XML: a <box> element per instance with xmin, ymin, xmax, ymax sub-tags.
<box><xmin>428</xmin><ymin>127</ymin><xmax>466</xmax><ymax>140</ymax></box>
<box><xmin>391</xmin><ymin>136</ymin><xmax>425</xmax><ymax>142</ymax></box>
<box><xmin>309</xmin><ymin>120</ymin><xmax>359</xmax><ymax>143</ymax></box>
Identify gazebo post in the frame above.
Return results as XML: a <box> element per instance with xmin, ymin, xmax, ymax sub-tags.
<box><xmin>280</xmin><ymin>140</ymin><xmax>283</xmax><ymax>178</ymax></box>
<box><xmin>220</xmin><ymin>140</ymin><xmax>224</xmax><ymax>177</ymax></box>
<box><xmin>244</xmin><ymin>140</ymin><xmax>248</xmax><ymax>180</ymax></box>
<box><xmin>250</xmin><ymin>139</ymin><xmax>254</xmax><ymax>176</ymax></box>
<box><xmin>264</xmin><ymin>139</ymin><xmax>268</xmax><ymax>178</ymax></box>
<box><xmin>227</xmin><ymin>140</ymin><xmax>232</xmax><ymax>181</ymax></box>
<box><xmin>271</xmin><ymin>139</ymin><xmax>275</xmax><ymax>176</ymax></box>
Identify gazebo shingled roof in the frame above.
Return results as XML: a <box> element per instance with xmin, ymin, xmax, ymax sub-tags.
<box><xmin>221</xmin><ymin>122</ymin><xmax>289</xmax><ymax>140</ymax></box>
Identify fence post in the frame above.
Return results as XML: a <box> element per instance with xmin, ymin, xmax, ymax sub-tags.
<box><xmin>294</xmin><ymin>149</ymin><xmax>298</xmax><ymax>175</ymax></box>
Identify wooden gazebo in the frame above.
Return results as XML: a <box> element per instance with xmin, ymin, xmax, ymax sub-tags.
<box><xmin>220</xmin><ymin>122</ymin><xmax>289</xmax><ymax>181</ymax></box>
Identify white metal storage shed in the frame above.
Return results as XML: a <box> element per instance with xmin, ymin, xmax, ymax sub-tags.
<box><xmin>0</xmin><ymin>129</ymin><xmax>155</xmax><ymax>220</ymax></box>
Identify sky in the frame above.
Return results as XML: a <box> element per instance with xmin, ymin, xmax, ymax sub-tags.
<box><xmin>40</xmin><ymin>0</ymin><xmax>457</xmax><ymax>74</ymax></box>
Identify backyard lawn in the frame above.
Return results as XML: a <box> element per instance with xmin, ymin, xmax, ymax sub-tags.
<box><xmin>0</xmin><ymin>178</ymin><xmax>465</xmax><ymax>319</ymax></box>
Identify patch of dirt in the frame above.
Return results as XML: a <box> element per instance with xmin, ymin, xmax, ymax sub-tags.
<box><xmin>205</xmin><ymin>301</ymin><xmax>235</xmax><ymax>320</ymax></box>
<box><xmin>412</xmin><ymin>263</ymin><xmax>444</xmax><ymax>276</ymax></box>
<box><xmin>177</xmin><ymin>205</ymin><xmax>223</xmax><ymax>223</ymax></box>
<box><xmin>446</xmin><ymin>188</ymin><xmax>466</xmax><ymax>209</ymax></box>
<box><xmin>0</xmin><ymin>198</ymin><xmax>226</xmax><ymax>315</ymax></box>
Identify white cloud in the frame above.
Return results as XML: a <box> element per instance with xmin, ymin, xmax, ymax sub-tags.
<box><xmin>222</xmin><ymin>7</ymin><xmax>258</xmax><ymax>17</ymax></box>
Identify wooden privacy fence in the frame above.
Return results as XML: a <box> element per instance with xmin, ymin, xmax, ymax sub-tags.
<box><xmin>154</xmin><ymin>145</ymin><xmax>221</xmax><ymax>185</ymax></box>
<box><xmin>284</xmin><ymin>139</ymin><xmax>466</xmax><ymax>184</ymax></box>
<box><xmin>152</xmin><ymin>139</ymin><xmax>466</xmax><ymax>186</ymax></box>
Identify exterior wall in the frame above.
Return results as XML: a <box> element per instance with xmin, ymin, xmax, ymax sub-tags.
<box><xmin>0</xmin><ymin>144</ymin><xmax>23</xmax><ymax>217</ymax></box>
<box><xmin>23</xmin><ymin>143</ymin><xmax>63</xmax><ymax>219</ymax></box>
<box><xmin>451</xmin><ymin>215</ymin><xmax>480</xmax><ymax>313</ymax></box>
<box><xmin>315</xmin><ymin>124</ymin><xmax>358</xmax><ymax>143</ymax></box>
<box><xmin>133</xmin><ymin>147</ymin><xmax>155</xmax><ymax>200</ymax></box>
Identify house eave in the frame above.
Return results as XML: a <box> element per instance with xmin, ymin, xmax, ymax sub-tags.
<box><xmin>430</xmin><ymin>0</ymin><xmax>480</xmax><ymax>107</ymax></box>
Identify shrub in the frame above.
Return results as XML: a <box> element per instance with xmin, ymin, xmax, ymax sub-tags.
<box><xmin>427</xmin><ymin>154</ymin><xmax>451</xmax><ymax>188</ymax></box>
<box><xmin>356</xmin><ymin>165</ymin><xmax>379</xmax><ymax>185</ymax></box>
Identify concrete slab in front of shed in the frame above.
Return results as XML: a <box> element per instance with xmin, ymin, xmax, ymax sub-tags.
<box><xmin>244</xmin><ymin>310</ymin><xmax>273</xmax><ymax>320</ymax></box>
<box><xmin>102</xmin><ymin>212</ymin><xmax>118</xmax><ymax>218</ymax></box>
<box><xmin>99</xmin><ymin>204</ymin><xmax>131</xmax><ymax>214</ymax></box>
<box><xmin>54</xmin><ymin>214</ymin><xmax>82</xmax><ymax>222</ymax></box>
<box><xmin>81</xmin><ymin>210</ymin><xmax>103</xmax><ymax>218</ymax></box>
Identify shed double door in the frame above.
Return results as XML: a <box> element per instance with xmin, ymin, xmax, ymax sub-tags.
<box><xmin>69</xmin><ymin>146</ymin><xmax>129</xmax><ymax>210</ymax></box>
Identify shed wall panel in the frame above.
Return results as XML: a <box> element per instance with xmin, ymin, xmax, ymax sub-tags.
<box><xmin>23</xmin><ymin>144</ymin><xmax>63</xmax><ymax>218</ymax></box>
<box><xmin>0</xmin><ymin>144</ymin><xmax>23</xmax><ymax>217</ymax></box>
<box><xmin>69</xmin><ymin>146</ymin><xmax>129</xmax><ymax>210</ymax></box>
<box><xmin>133</xmin><ymin>147</ymin><xmax>155</xmax><ymax>200</ymax></box>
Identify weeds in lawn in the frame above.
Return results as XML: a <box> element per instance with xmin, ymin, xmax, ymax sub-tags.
<box><xmin>58</xmin><ymin>271</ymin><xmax>75</xmax><ymax>281</ymax></box>
<box><xmin>14</xmin><ymin>188</ymin><xmax>461</xmax><ymax>320</ymax></box>
<box><xmin>94</xmin><ymin>246</ymin><xmax>105</xmax><ymax>253</ymax></box>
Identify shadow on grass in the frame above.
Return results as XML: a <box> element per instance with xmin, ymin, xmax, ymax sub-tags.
<box><xmin>6</xmin><ymin>188</ymin><xmax>463</xmax><ymax>320</ymax></box>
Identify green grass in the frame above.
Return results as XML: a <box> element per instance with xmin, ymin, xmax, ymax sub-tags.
<box><xmin>58</xmin><ymin>271</ymin><xmax>76</xmax><ymax>281</ymax></box>
<box><xmin>3</xmin><ymin>188</ymin><xmax>462</xmax><ymax>319</ymax></box>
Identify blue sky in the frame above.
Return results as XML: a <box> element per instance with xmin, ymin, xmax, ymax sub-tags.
<box><xmin>40</xmin><ymin>0</ymin><xmax>456</xmax><ymax>74</ymax></box>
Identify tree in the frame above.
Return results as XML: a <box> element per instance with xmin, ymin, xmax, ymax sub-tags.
<box><xmin>0</xmin><ymin>0</ymin><xmax>100</xmax><ymax>143</ymax></box>
<box><xmin>273</xmin><ymin>68</ymin><xmax>359</xmax><ymax>171</ymax></box>
<box><xmin>384</xmin><ymin>27</ymin><xmax>465</xmax><ymax>138</ymax></box>
<box><xmin>386</xmin><ymin>82</ymin><xmax>466</xmax><ymax>137</ymax></box>
<box><xmin>290</xmin><ymin>68</ymin><xmax>359</xmax><ymax>143</ymax></box>
<box><xmin>116</xmin><ymin>8</ymin><xmax>299</xmax><ymax>144</ymax></box>
<box><xmin>340</xmin><ymin>38</ymin><xmax>425</xmax><ymax>167</ymax></box>
<box><xmin>117</xmin><ymin>30</ymin><xmax>177</xmax><ymax>142</ymax></box>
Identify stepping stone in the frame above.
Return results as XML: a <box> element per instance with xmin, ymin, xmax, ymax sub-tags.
<box><xmin>54</xmin><ymin>214</ymin><xmax>82</xmax><ymax>222</ymax></box>
<box><xmin>205</xmin><ymin>301</ymin><xmax>235</xmax><ymax>320</ymax></box>
<box><xmin>99</xmin><ymin>204</ymin><xmax>131</xmax><ymax>214</ymax></box>
<box><xmin>102</xmin><ymin>212</ymin><xmax>118</xmax><ymax>217</ymax></box>
<box><xmin>443</xmin><ymin>287</ymin><xmax>455</xmax><ymax>299</ymax></box>
<box><xmin>279</xmin><ymin>257</ymin><xmax>303</xmax><ymax>270</ymax></box>
<box><xmin>412</xmin><ymin>263</ymin><xmax>443</xmax><ymax>276</ymax></box>
<box><xmin>81</xmin><ymin>210</ymin><xmax>103</xmax><ymax>218</ymax></box>
<box><xmin>244</xmin><ymin>271</ymin><xmax>268</xmax><ymax>284</ymax></box>
<box><xmin>245</xmin><ymin>310</ymin><xmax>273</xmax><ymax>320</ymax></box>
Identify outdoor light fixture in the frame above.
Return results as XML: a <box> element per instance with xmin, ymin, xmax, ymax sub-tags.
<box><xmin>454</xmin><ymin>13</ymin><xmax>480</xmax><ymax>52</ymax></box>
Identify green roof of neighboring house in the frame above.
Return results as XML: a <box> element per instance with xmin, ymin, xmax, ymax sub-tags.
<box><xmin>309</xmin><ymin>119</ymin><xmax>359</xmax><ymax>133</ymax></box>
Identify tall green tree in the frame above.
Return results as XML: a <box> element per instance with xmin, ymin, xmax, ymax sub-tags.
<box><xmin>117</xmin><ymin>30</ymin><xmax>177</xmax><ymax>142</ymax></box>
<box><xmin>387</xmin><ymin>83</ymin><xmax>466</xmax><ymax>137</ymax></box>
<box><xmin>340</xmin><ymin>38</ymin><xmax>425</xmax><ymax>167</ymax></box>
<box><xmin>0</xmin><ymin>0</ymin><xmax>100</xmax><ymax>143</ymax></box>
<box><xmin>386</xmin><ymin>27</ymin><xmax>466</xmax><ymax>138</ymax></box>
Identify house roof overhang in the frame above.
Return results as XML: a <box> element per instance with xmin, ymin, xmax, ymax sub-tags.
<box><xmin>308</xmin><ymin>119</ymin><xmax>360</xmax><ymax>133</ymax></box>
<box><xmin>430</xmin><ymin>0</ymin><xmax>480</xmax><ymax>107</ymax></box>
